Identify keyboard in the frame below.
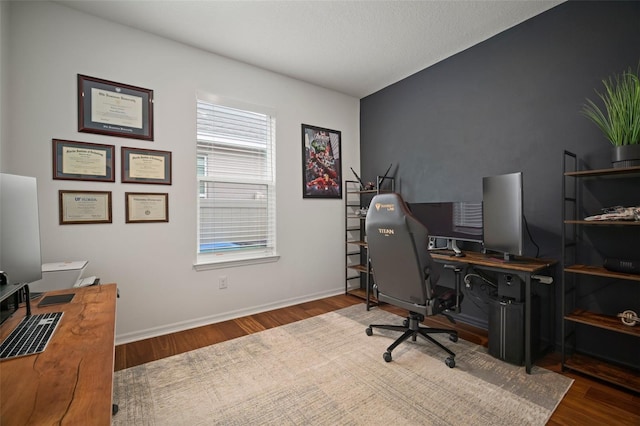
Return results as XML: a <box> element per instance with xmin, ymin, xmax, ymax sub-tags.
<box><xmin>0</xmin><ymin>312</ymin><xmax>63</xmax><ymax>360</ymax></box>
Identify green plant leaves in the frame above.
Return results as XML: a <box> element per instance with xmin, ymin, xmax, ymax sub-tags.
<box><xmin>581</xmin><ymin>65</ymin><xmax>640</xmax><ymax>146</ymax></box>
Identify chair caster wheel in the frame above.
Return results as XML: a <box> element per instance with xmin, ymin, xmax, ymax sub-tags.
<box><xmin>449</xmin><ymin>333</ymin><xmax>458</xmax><ymax>342</ymax></box>
<box><xmin>383</xmin><ymin>351</ymin><xmax>392</xmax><ymax>362</ymax></box>
<box><xmin>403</xmin><ymin>319</ymin><xmax>409</xmax><ymax>327</ymax></box>
<box><xmin>366</xmin><ymin>327</ymin><xmax>373</xmax><ymax>336</ymax></box>
<box><xmin>445</xmin><ymin>357</ymin><xmax>455</xmax><ymax>368</ymax></box>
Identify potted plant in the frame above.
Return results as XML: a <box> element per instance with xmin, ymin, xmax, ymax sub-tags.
<box><xmin>581</xmin><ymin>64</ymin><xmax>640</xmax><ymax>168</ymax></box>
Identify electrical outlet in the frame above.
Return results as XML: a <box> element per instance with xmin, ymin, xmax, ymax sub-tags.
<box><xmin>219</xmin><ymin>276</ymin><xmax>228</xmax><ymax>289</ymax></box>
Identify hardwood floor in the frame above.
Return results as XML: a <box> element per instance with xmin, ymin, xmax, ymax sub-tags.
<box><xmin>115</xmin><ymin>294</ymin><xmax>639</xmax><ymax>425</ymax></box>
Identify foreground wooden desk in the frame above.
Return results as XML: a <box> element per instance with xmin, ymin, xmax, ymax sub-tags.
<box><xmin>0</xmin><ymin>284</ymin><xmax>117</xmax><ymax>425</ymax></box>
<box><xmin>430</xmin><ymin>251</ymin><xmax>556</xmax><ymax>374</ymax></box>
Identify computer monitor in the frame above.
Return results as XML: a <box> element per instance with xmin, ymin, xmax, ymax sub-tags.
<box><xmin>482</xmin><ymin>172</ymin><xmax>523</xmax><ymax>261</ymax></box>
<box><xmin>0</xmin><ymin>173</ymin><xmax>42</xmax><ymax>325</ymax></box>
<box><xmin>408</xmin><ymin>201</ymin><xmax>483</xmax><ymax>256</ymax></box>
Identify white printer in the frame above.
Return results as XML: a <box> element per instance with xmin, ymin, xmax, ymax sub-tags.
<box><xmin>29</xmin><ymin>261</ymin><xmax>94</xmax><ymax>292</ymax></box>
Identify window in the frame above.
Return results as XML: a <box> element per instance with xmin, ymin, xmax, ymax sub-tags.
<box><xmin>196</xmin><ymin>95</ymin><xmax>277</xmax><ymax>267</ymax></box>
<box><xmin>452</xmin><ymin>202</ymin><xmax>483</xmax><ymax>236</ymax></box>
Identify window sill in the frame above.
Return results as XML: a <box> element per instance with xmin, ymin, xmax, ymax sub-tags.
<box><xmin>193</xmin><ymin>253</ymin><xmax>280</xmax><ymax>271</ymax></box>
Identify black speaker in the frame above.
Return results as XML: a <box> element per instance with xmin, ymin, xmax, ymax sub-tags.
<box><xmin>603</xmin><ymin>258</ymin><xmax>640</xmax><ymax>274</ymax></box>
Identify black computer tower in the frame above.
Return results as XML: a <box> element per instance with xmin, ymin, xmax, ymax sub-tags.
<box><xmin>488</xmin><ymin>296</ymin><xmax>539</xmax><ymax>366</ymax></box>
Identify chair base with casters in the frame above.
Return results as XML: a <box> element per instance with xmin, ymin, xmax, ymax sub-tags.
<box><xmin>366</xmin><ymin>312</ymin><xmax>458</xmax><ymax>367</ymax></box>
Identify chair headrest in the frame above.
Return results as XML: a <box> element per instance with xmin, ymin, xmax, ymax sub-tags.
<box><xmin>369</xmin><ymin>193</ymin><xmax>407</xmax><ymax>216</ymax></box>
<box><xmin>365</xmin><ymin>192</ymin><xmax>441</xmax><ymax>304</ymax></box>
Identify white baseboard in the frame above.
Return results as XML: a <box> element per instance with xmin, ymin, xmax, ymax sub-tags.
<box><xmin>115</xmin><ymin>287</ymin><xmax>345</xmax><ymax>345</ymax></box>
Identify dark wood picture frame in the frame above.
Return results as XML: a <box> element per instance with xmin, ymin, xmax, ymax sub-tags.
<box><xmin>121</xmin><ymin>147</ymin><xmax>172</xmax><ymax>185</ymax></box>
<box><xmin>59</xmin><ymin>190</ymin><xmax>112</xmax><ymax>225</ymax></box>
<box><xmin>52</xmin><ymin>139</ymin><xmax>115</xmax><ymax>182</ymax></box>
<box><xmin>301</xmin><ymin>124</ymin><xmax>342</xmax><ymax>199</ymax></box>
<box><xmin>78</xmin><ymin>74</ymin><xmax>154</xmax><ymax>141</ymax></box>
<box><xmin>125</xmin><ymin>192</ymin><xmax>169</xmax><ymax>223</ymax></box>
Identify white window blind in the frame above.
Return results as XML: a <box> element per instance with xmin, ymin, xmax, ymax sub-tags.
<box><xmin>452</xmin><ymin>202</ymin><xmax>483</xmax><ymax>236</ymax></box>
<box><xmin>196</xmin><ymin>97</ymin><xmax>276</xmax><ymax>265</ymax></box>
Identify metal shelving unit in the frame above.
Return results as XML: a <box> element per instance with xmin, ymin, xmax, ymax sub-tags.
<box><xmin>561</xmin><ymin>150</ymin><xmax>640</xmax><ymax>392</ymax></box>
<box><xmin>344</xmin><ymin>176</ymin><xmax>395</xmax><ymax>310</ymax></box>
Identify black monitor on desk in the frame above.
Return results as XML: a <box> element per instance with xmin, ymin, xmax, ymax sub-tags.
<box><xmin>482</xmin><ymin>172</ymin><xmax>524</xmax><ymax>261</ymax></box>
<box><xmin>408</xmin><ymin>201</ymin><xmax>483</xmax><ymax>256</ymax></box>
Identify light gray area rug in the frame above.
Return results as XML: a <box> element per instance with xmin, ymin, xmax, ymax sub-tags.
<box><xmin>112</xmin><ymin>305</ymin><xmax>572</xmax><ymax>425</ymax></box>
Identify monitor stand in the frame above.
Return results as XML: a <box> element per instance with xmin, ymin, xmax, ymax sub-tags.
<box><xmin>24</xmin><ymin>284</ymin><xmax>32</xmax><ymax>316</ymax></box>
<box><xmin>486</xmin><ymin>251</ymin><xmax>524</xmax><ymax>264</ymax></box>
<box><xmin>500</xmin><ymin>253</ymin><xmax>529</xmax><ymax>264</ymax></box>
<box><xmin>447</xmin><ymin>239</ymin><xmax>465</xmax><ymax>257</ymax></box>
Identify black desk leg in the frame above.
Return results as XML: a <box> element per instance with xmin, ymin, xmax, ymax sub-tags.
<box><xmin>525</xmin><ymin>275</ymin><xmax>532</xmax><ymax>374</ymax></box>
<box><xmin>365</xmin><ymin>258</ymin><xmax>371</xmax><ymax>311</ymax></box>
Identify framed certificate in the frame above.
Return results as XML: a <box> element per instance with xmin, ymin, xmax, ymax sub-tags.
<box><xmin>121</xmin><ymin>147</ymin><xmax>172</xmax><ymax>185</ymax></box>
<box><xmin>59</xmin><ymin>190</ymin><xmax>112</xmax><ymax>225</ymax></box>
<box><xmin>125</xmin><ymin>192</ymin><xmax>168</xmax><ymax>223</ymax></box>
<box><xmin>52</xmin><ymin>139</ymin><xmax>115</xmax><ymax>182</ymax></box>
<box><xmin>78</xmin><ymin>74</ymin><xmax>154</xmax><ymax>141</ymax></box>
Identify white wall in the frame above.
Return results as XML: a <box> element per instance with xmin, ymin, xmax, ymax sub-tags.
<box><xmin>0</xmin><ymin>1</ymin><xmax>8</xmax><ymax>169</ymax></box>
<box><xmin>4</xmin><ymin>2</ymin><xmax>360</xmax><ymax>344</ymax></box>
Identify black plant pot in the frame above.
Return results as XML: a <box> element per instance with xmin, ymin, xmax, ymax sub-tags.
<box><xmin>612</xmin><ymin>144</ymin><xmax>640</xmax><ymax>168</ymax></box>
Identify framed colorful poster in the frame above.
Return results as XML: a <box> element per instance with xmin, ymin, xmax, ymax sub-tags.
<box><xmin>301</xmin><ymin>124</ymin><xmax>342</xmax><ymax>199</ymax></box>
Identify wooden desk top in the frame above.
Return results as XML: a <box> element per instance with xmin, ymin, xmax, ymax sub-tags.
<box><xmin>0</xmin><ymin>284</ymin><xmax>117</xmax><ymax>426</ymax></box>
<box><xmin>430</xmin><ymin>250</ymin><xmax>556</xmax><ymax>274</ymax></box>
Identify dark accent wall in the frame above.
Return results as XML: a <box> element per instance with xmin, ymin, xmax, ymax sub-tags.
<box><xmin>360</xmin><ymin>1</ymin><xmax>640</xmax><ymax>356</ymax></box>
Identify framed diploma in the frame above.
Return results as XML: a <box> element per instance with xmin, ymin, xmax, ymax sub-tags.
<box><xmin>52</xmin><ymin>139</ymin><xmax>115</xmax><ymax>182</ymax></box>
<box><xmin>78</xmin><ymin>74</ymin><xmax>154</xmax><ymax>141</ymax></box>
<box><xmin>125</xmin><ymin>192</ymin><xmax>169</xmax><ymax>223</ymax></box>
<box><xmin>59</xmin><ymin>190</ymin><xmax>112</xmax><ymax>225</ymax></box>
<box><xmin>121</xmin><ymin>147</ymin><xmax>172</xmax><ymax>185</ymax></box>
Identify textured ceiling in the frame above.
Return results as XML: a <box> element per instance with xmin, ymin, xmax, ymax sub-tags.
<box><xmin>55</xmin><ymin>0</ymin><xmax>564</xmax><ymax>98</ymax></box>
